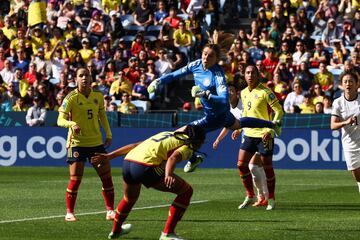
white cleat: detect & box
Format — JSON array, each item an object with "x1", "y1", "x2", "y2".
[
  {"x1": 106, "y1": 210, "x2": 116, "y2": 220},
  {"x1": 159, "y1": 231, "x2": 184, "y2": 240},
  {"x1": 266, "y1": 199, "x2": 276, "y2": 211},
  {"x1": 238, "y1": 196, "x2": 256, "y2": 209},
  {"x1": 65, "y1": 212, "x2": 77, "y2": 222},
  {"x1": 183, "y1": 154, "x2": 205, "y2": 173}
]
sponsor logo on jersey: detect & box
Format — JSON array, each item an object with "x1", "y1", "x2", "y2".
[
  {"x1": 203, "y1": 78, "x2": 210, "y2": 87},
  {"x1": 61, "y1": 101, "x2": 67, "y2": 108},
  {"x1": 269, "y1": 93, "x2": 276, "y2": 101}
]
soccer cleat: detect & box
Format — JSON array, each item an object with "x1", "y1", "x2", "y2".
[
  {"x1": 65, "y1": 212, "x2": 77, "y2": 222},
  {"x1": 148, "y1": 79, "x2": 161, "y2": 94},
  {"x1": 238, "y1": 196, "x2": 256, "y2": 209},
  {"x1": 108, "y1": 223, "x2": 132, "y2": 239},
  {"x1": 106, "y1": 210, "x2": 116, "y2": 220},
  {"x1": 183, "y1": 154, "x2": 205, "y2": 173},
  {"x1": 266, "y1": 198, "x2": 276, "y2": 211},
  {"x1": 159, "y1": 232, "x2": 184, "y2": 240},
  {"x1": 252, "y1": 196, "x2": 268, "y2": 207},
  {"x1": 273, "y1": 120, "x2": 282, "y2": 137}
]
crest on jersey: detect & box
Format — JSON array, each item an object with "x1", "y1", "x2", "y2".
[
  {"x1": 219, "y1": 84, "x2": 226, "y2": 93},
  {"x1": 254, "y1": 94, "x2": 258, "y2": 99},
  {"x1": 61, "y1": 101, "x2": 67, "y2": 109},
  {"x1": 94, "y1": 99, "x2": 98, "y2": 105},
  {"x1": 269, "y1": 93, "x2": 276, "y2": 101},
  {"x1": 203, "y1": 78, "x2": 210, "y2": 87}
]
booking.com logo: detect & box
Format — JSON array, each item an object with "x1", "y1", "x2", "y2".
[{"x1": 0, "y1": 136, "x2": 67, "y2": 166}]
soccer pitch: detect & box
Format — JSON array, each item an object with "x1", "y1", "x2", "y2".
[{"x1": 1, "y1": 167, "x2": 360, "y2": 240}]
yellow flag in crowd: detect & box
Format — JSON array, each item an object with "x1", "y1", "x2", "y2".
[{"x1": 28, "y1": 0, "x2": 47, "y2": 27}]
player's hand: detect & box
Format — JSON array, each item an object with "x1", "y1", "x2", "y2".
[
  {"x1": 91, "y1": 153, "x2": 109, "y2": 167},
  {"x1": 104, "y1": 138, "x2": 112, "y2": 149},
  {"x1": 231, "y1": 129, "x2": 242, "y2": 140},
  {"x1": 213, "y1": 140, "x2": 219, "y2": 149},
  {"x1": 164, "y1": 174, "x2": 176, "y2": 189},
  {"x1": 72, "y1": 124, "x2": 81, "y2": 135},
  {"x1": 345, "y1": 116, "x2": 356, "y2": 126},
  {"x1": 148, "y1": 79, "x2": 161, "y2": 94},
  {"x1": 191, "y1": 86, "x2": 210, "y2": 99}
]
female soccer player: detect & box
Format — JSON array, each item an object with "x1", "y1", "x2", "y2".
[
  {"x1": 91, "y1": 125, "x2": 206, "y2": 240},
  {"x1": 57, "y1": 67, "x2": 115, "y2": 222},
  {"x1": 213, "y1": 84, "x2": 269, "y2": 208},
  {"x1": 331, "y1": 72, "x2": 360, "y2": 193},
  {"x1": 235, "y1": 65, "x2": 284, "y2": 211},
  {"x1": 148, "y1": 43, "x2": 281, "y2": 172}
]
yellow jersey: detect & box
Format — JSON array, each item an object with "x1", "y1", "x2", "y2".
[
  {"x1": 57, "y1": 89, "x2": 112, "y2": 148},
  {"x1": 241, "y1": 83, "x2": 283, "y2": 138},
  {"x1": 125, "y1": 131, "x2": 193, "y2": 166}
]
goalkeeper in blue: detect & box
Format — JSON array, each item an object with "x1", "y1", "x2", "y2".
[{"x1": 148, "y1": 44, "x2": 281, "y2": 172}]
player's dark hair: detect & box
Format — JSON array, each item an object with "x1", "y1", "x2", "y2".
[
  {"x1": 75, "y1": 67, "x2": 90, "y2": 76},
  {"x1": 340, "y1": 71, "x2": 358, "y2": 83},
  {"x1": 174, "y1": 125, "x2": 206, "y2": 148},
  {"x1": 203, "y1": 43, "x2": 221, "y2": 59}
]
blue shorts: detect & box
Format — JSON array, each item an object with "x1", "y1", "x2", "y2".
[
  {"x1": 190, "y1": 110, "x2": 236, "y2": 133},
  {"x1": 67, "y1": 145, "x2": 106, "y2": 163},
  {"x1": 240, "y1": 136, "x2": 274, "y2": 156},
  {"x1": 122, "y1": 160, "x2": 164, "y2": 188}
]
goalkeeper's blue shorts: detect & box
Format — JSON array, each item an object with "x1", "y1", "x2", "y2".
[{"x1": 189, "y1": 110, "x2": 236, "y2": 133}]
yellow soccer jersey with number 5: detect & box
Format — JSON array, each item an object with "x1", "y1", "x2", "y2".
[
  {"x1": 125, "y1": 131, "x2": 194, "y2": 166},
  {"x1": 241, "y1": 83, "x2": 283, "y2": 138},
  {"x1": 58, "y1": 89, "x2": 112, "y2": 148}
]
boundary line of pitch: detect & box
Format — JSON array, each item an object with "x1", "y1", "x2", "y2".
[{"x1": 0, "y1": 200, "x2": 209, "y2": 224}]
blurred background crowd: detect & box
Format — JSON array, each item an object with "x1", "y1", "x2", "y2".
[{"x1": 0, "y1": 0, "x2": 360, "y2": 126}]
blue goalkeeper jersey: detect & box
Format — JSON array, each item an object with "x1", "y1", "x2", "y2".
[{"x1": 159, "y1": 59, "x2": 229, "y2": 116}]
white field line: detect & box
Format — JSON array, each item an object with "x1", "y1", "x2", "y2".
[{"x1": 0, "y1": 200, "x2": 209, "y2": 224}]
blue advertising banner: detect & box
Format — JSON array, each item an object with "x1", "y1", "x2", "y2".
[{"x1": 0, "y1": 127, "x2": 346, "y2": 170}]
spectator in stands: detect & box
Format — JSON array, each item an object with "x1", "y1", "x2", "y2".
[
  {"x1": 159, "y1": 22, "x2": 173, "y2": 48},
  {"x1": 297, "y1": 6, "x2": 314, "y2": 34},
  {"x1": 154, "y1": 0, "x2": 168, "y2": 26},
  {"x1": 12, "y1": 68, "x2": 29, "y2": 97},
  {"x1": 132, "y1": 73, "x2": 149, "y2": 101},
  {"x1": 283, "y1": 81, "x2": 304, "y2": 113},
  {"x1": 299, "y1": 93, "x2": 315, "y2": 114},
  {"x1": 87, "y1": 10, "x2": 105, "y2": 47},
  {"x1": 36, "y1": 83, "x2": 54, "y2": 110},
  {"x1": 341, "y1": 19, "x2": 357, "y2": 46},
  {"x1": 236, "y1": 29, "x2": 251, "y2": 50},
  {"x1": 105, "y1": 10, "x2": 124, "y2": 39},
  {"x1": 256, "y1": 8, "x2": 271, "y2": 30},
  {"x1": 329, "y1": 39, "x2": 348, "y2": 69},
  {"x1": 314, "y1": 61, "x2": 334, "y2": 96},
  {"x1": 137, "y1": 49, "x2": 149, "y2": 70},
  {"x1": 256, "y1": 60, "x2": 272, "y2": 83},
  {"x1": 91, "y1": 48, "x2": 106, "y2": 75},
  {"x1": 14, "y1": 48, "x2": 30, "y2": 73},
  {"x1": 273, "y1": 70, "x2": 289, "y2": 102},
  {"x1": 145, "y1": 59, "x2": 158, "y2": 83},
  {"x1": 24, "y1": 62, "x2": 38, "y2": 86},
  {"x1": 119, "y1": 93, "x2": 138, "y2": 114},
  {"x1": 3, "y1": 82, "x2": 19, "y2": 107},
  {"x1": 0, "y1": 60, "x2": 14, "y2": 85},
  {"x1": 133, "y1": 0, "x2": 154, "y2": 27},
  {"x1": 323, "y1": 95, "x2": 333, "y2": 114},
  {"x1": 109, "y1": 70, "x2": 133, "y2": 99},
  {"x1": 354, "y1": 9, "x2": 360, "y2": 34},
  {"x1": 163, "y1": 6, "x2": 181, "y2": 29},
  {"x1": 292, "y1": 40, "x2": 311, "y2": 71},
  {"x1": 309, "y1": 39, "x2": 330, "y2": 68},
  {"x1": 248, "y1": 37, "x2": 265, "y2": 63},
  {"x1": 12, "y1": 96, "x2": 28, "y2": 112},
  {"x1": 96, "y1": 74, "x2": 110, "y2": 96},
  {"x1": 262, "y1": 48, "x2": 278, "y2": 76},
  {"x1": 131, "y1": 33, "x2": 144, "y2": 56},
  {"x1": 79, "y1": 38, "x2": 94, "y2": 64},
  {"x1": 103, "y1": 59, "x2": 117, "y2": 84},
  {"x1": 293, "y1": 61, "x2": 313, "y2": 92},
  {"x1": 247, "y1": 20, "x2": 260, "y2": 41},
  {"x1": 124, "y1": 56, "x2": 141, "y2": 85},
  {"x1": 50, "y1": 42, "x2": 67, "y2": 83},
  {"x1": 0, "y1": 31, "x2": 10, "y2": 57},
  {"x1": 33, "y1": 48, "x2": 48, "y2": 74},
  {"x1": 173, "y1": 20, "x2": 193, "y2": 59},
  {"x1": 272, "y1": 3, "x2": 288, "y2": 34},
  {"x1": 338, "y1": 0, "x2": 357, "y2": 20},
  {"x1": 10, "y1": 29, "x2": 30, "y2": 52},
  {"x1": 75, "y1": 0, "x2": 95, "y2": 27},
  {"x1": 25, "y1": 96, "x2": 47, "y2": 126},
  {"x1": 311, "y1": 83, "x2": 325, "y2": 105},
  {"x1": 321, "y1": 18, "x2": 343, "y2": 48},
  {"x1": 259, "y1": 28, "x2": 275, "y2": 49},
  {"x1": 314, "y1": 101, "x2": 324, "y2": 114}
]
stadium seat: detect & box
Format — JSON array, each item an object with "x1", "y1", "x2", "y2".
[
  {"x1": 131, "y1": 100, "x2": 151, "y2": 113},
  {"x1": 124, "y1": 25, "x2": 145, "y2": 35},
  {"x1": 120, "y1": 14, "x2": 134, "y2": 27},
  {"x1": 309, "y1": 68, "x2": 319, "y2": 75},
  {"x1": 146, "y1": 25, "x2": 162, "y2": 37},
  {"x1": 120, "y1": 35, "x2": 135, "y2": 48},
  {"x1": 310, "y1": 35, "x2": 322, "y2": 41},
  {"x1": 144, "y1": 35, "x2": 157, "y2": 42}
]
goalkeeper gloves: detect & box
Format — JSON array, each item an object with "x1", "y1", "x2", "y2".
[
  {"x1": 147, "y1": 79, "x2": 161, "y2": 94},
  {"x1": 191, "y1": 86, "x2": 211, "y2": 99}
]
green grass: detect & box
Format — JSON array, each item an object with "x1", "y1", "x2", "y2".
[{"x1": 1, "y1": 167, "x2": 360, "y2": 240}]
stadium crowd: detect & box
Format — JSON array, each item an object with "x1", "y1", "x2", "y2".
[{"x1": 0, "y1": 0, "x2": 360, "y2": 119}]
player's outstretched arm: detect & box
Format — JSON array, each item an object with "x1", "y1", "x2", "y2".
[
  {"x1": 213, "y1": 128, "x2": 229, "y2": 149},
  {"x1": 91, "y1": 142, "x2": 142, "y2": 165}
]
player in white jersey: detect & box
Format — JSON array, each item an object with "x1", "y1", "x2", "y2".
[
  {"x1": 331, "y1": 72, "x2": 360, "y2": 193},
  {"x1": 213, "y1": 84, "x2": 269, "y2": 207}
]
